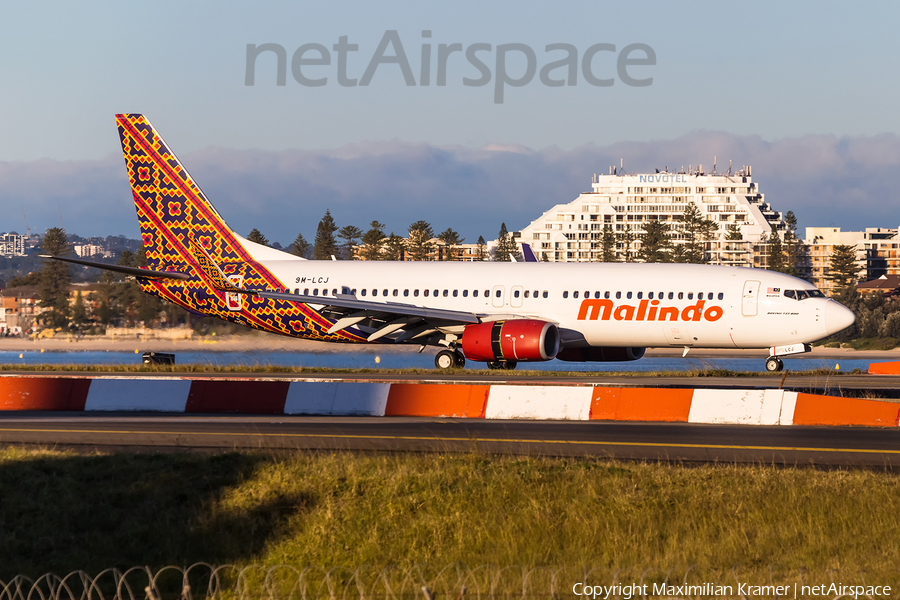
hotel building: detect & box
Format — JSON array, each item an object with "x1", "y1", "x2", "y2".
[{"x1": 516, "y1": 164, "x2": 786, "y2": 266}]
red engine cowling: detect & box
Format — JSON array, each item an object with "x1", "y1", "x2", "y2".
[{"x1": 461, "y1": 320, "x2": 560, "y2": 362}]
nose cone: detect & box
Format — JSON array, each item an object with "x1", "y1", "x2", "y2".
[{"x1": 825, "y1": 300, "x2": 856, "y2": 335}]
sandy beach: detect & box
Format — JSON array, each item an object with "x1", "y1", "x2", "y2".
[{"x1": 0, "y1": 332, "x2": 897, "y2": 361}]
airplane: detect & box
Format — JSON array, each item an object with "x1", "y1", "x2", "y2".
[{"x1": 44, "y1": 114, "x2": 856, "y2": 372}]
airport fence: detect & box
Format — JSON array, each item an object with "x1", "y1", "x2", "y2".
[{"x1": 0, "y1": 564, "x2": 896, "y2": 600}]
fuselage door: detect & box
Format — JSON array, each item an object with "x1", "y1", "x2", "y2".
[
  {"x1": 491, "y1": 285, "x2": 505, "y2": 308},
  {"x1": 510, "y1": 285, "x2": 524, "y2": 308},
  {"x1": 742, "y1": 280, "x2": 760, "y2": 316}
]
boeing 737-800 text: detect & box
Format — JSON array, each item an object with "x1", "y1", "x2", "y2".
[{"x1": 45, "y1": 115, "x2": 856, "y2": 372}]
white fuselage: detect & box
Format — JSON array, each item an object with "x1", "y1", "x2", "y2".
[{"x1": 245, "y1": 239, "x2": 854, "y2": 350}]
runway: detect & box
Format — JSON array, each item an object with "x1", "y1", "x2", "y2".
[{"x1": 1, "y1": 413, "x2": 898, "y2": 467}]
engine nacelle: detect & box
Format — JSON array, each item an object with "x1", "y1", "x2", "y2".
[
  {"x1": 462, "y1": 320, "x2": 560, "y2": 362},
  {"x1": 555, "y1": 346, "x2": 646, "y2": 362}
]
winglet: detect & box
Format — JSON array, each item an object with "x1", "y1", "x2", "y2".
[{"x1": 521, "y1": 243, "x2": 539, "y2": 262}]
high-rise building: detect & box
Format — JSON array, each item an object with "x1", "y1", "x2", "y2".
[
  {"x1": 516, "y1": 164, "x2": 785, "y2": 265},
  {"x1": 804, "y1": 227, "x2": 898, "y2": 295},
  {"x1": 0, "y1": 233, "x2": 26, "y2": 257}
]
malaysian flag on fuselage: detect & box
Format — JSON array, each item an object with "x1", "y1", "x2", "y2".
[{"x1": 767, "y1": 287, "x2": 781, "y2": 294}]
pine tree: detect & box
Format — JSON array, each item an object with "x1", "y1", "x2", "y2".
[
  {"x1": 826, "y1": 244, "x2": 861, "y2": 299},
  {"x1": 725, "y1": 223, "x2": 743, "y2": 240},
  {"x1": 360, "y1": 221, "x2": 386, "y2": 261},
  {"x1": 767, "y1": 225, "x2": 786, "y2": 273},
  {"x1": 38, "y1": 227, "x2": 72, "y2": 329},
  {"x1": 406, "y1": 221, "x2": 435, "y2": 261},
  {"x1": 492, "y1": 223, "x2": 521, "y2": 262},
  {"x1": 475, "y1": 236, "x2": 487, "y2": 261},
  {"x1": 71, "y1": 291, "x2": 87, "y2": 329},
  {"x1": 600, "y1": 224, "x2": 617, "y2": 262},
  {"x1": 676, "y1": 202, "x2": 717, "y2": 264},
  {"x1": 782, "y1": 211, "x2": 805, "y2": 278},
  {"x1": 247, "y1": 228, "x2": 269, "y2": 246},
  {"x1": 383, "y1": 233, "x2": 406, "y2": 261},
  {"x1": 617, "y1": 228, "x2": 636, "y2": 262},
  {"x1": 313, "y1": 210, "x2": 339, "y2": 260},
  {"x1": 337, "y1": 225, "x2": 363, "y2": 259},
  {"x1": 288, "y1": 233, "x2": 310, "y2": 258},
  {"x1": 637, "y1": 220, "x2": 671, "y2": 263},
  {"x1": 437, "y1": 228, "x2": 464, "y2": 260}
]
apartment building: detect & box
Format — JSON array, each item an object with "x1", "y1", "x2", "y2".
[{"x1": 516, "y1": 164, "x2": 784, "y2": 265}]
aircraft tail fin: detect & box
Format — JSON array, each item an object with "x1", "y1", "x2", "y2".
[
  {"x1": 114, "y1": 114, "x2": 359, "y2": 342},
  {"x1": 116, "y1": 114, "x2": 244, "y2": 268}
]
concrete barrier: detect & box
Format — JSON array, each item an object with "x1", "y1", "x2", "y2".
[{"x1": 0, "y1": 374, "x2": 896, "y2": 427}]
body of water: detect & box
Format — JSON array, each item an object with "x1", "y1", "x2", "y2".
[{"x1": 0, "y1": 350, "x2": 873, "y2": 373}]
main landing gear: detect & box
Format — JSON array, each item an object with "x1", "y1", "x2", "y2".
[
  {"x1": 435, "y1": 349, "x2": 466, "y2": 369},
  {"x1": 765, "y1": 356, "x2": 784, "y2": 372}
]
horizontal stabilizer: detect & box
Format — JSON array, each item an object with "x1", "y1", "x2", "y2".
[
  {"x1": 188, "y1": 234, "x2": 247, "y2": 292},
  {"x1": 40, "y1": 255, "x2": 191, "y2": 280}
]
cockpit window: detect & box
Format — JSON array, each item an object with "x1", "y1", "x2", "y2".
[{"x1": 784, "y1": 289, "x2": 825, "y2": 301}]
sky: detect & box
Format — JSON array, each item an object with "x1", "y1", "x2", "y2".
[{"x1": 1, "y1": 1, "x2": 899, "y2": 244}]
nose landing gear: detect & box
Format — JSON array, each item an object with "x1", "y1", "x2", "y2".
[{"x1": 765, "y1": 356, "x2": 784, "y2": 372}]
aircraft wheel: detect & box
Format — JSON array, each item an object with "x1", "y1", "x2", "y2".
[
  {"x1": 487, "y1": 361, "x2": 502, "y2": 370},
  {"x1": 435, "y1": 350, "x2": 457, "y2": 369},
  {"x1": 453, "y1": 351, "x2": 466, "y2": 368},
  {"x1": 765, "y1": 357, "x2": 784, "y2": 372},
  {"x1": 503, "y1": 361, "x2": 518, "y2": 370}
]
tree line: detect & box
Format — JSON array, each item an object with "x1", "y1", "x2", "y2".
[{"x1": 246, "y1": 210, "x2": 522, "y2": 262}]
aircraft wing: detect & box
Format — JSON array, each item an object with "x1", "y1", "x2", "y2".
[{"x1": 255, "y1": 290, "x2": 481, "y2": 342}]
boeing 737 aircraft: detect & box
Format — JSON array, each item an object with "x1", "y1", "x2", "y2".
[{"x1": 46, "y1": 114, "x2": 856, "y2": 372}]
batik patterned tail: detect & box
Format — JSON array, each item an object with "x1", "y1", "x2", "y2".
[{"x1": 115, "y1": 114, "x2": 361, "y2": 342}]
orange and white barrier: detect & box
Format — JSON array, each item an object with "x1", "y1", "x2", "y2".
[{"x1": 0, "y1": 375, "x2": 897, "y2": 427}]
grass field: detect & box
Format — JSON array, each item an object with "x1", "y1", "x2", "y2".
[{"x1": 1, "y1": 447, "x2": 898, "y2": 587}]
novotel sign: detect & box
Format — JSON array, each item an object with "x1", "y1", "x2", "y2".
[{"x1": 636, "y1": 174, "x2": 688, "y2": 183}]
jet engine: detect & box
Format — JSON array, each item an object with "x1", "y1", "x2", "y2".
[
  {"x1": 555, "y1": 346, "x2": 646, "y2": 362},
  {"x1": 461, "y1": 319, "x2": 560, "y2": 362}
]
